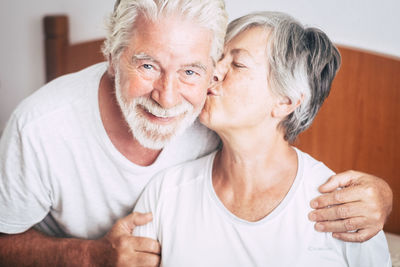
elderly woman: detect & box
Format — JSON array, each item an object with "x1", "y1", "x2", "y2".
[{"x1": 134, "y1": 12, "x2": 391, "y2": 266}]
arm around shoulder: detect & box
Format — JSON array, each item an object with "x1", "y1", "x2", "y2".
[{"x1": 309, "y1": 170, "x2": 393, "y2": 242}]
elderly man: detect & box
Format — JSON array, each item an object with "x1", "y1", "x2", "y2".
[{"x1": 0, "y1": 0, "x2": 393, "y2": 266}]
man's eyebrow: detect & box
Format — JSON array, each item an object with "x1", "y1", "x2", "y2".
[
  {"x1": 132, "y1": 53, "x2": 208, "y2": 72},
  {"x1": 132, "y1": 53, "x2": 159, "y2": 64},
  {"x1": 182, "y1": 62, "x2": 208, "y2": 72}
]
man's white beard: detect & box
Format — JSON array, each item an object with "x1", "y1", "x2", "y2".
[{"x1": 114, "y1": 68, "x2": 202, "y2": 150}]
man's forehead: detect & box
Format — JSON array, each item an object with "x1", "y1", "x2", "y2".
[{"x1": 126, "y1": 15, "x2": 214, "y2": 70}]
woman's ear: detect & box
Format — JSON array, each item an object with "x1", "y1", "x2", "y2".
[{"x1": 272, "y1": 94, "x2": 304, "y2": 119}]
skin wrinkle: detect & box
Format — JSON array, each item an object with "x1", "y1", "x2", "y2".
[
  {"x1": 200, "y1": 27, "x2": 299, "y2": 222},
  {"x1": 112, "y1": 14, "x2": 214, "y2": 150}
]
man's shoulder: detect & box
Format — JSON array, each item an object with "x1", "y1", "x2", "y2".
[{"x1": 12, "y1": 63, "x2": 107, "y2": 132}]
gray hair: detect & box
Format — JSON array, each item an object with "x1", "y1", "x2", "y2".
[
  {"x1": 102, "y1": 0, "x2": 228, "y2": 65},
  {"x1": 226, "y1": 11, "x2": 341, "y2": 143}
]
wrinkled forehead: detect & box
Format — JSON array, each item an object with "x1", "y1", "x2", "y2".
[
  {"x1": 123, "y1": 15, "x2": 214, "y2": 69},
  {"x1": 224, "y1": 27, "x2": 271, "y2": 58}
]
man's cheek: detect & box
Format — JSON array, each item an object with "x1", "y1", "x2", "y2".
[{"x1": 125, "y1": 79, "x2": 153, "y2": 99}]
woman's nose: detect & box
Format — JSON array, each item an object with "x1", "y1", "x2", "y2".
[{"x1": 212, "y1": 60, "x2": 227, "y2": 84}]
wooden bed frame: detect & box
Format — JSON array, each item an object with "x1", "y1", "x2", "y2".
[{"x1": 43, "y1": 15, "x2": 400, "y2": 234}]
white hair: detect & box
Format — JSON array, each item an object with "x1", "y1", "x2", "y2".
[{"x1": 103, "y1": 0, "x2": 228, "y2": 64}]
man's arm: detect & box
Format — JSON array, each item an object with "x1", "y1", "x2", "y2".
[
  {"x1": 0, "y1": 212, "x2": 160, "y2": 267},
  {"x1": 308, "y1": 170, "x2": 393, "y2": 242},
  {"x1": 0, "y1": 229, "x2": 98, "y2": 266}
]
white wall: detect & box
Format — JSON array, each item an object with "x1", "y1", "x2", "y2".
[
  {"x1": 0, "y1": 0, "x2": 113, "y2": 134},
  {"x1": 1, "y1": 0, "x2": 399, "y2": 134},
  {"x1": 225, "y1": 0, "x2": 400, "y2": 57}
]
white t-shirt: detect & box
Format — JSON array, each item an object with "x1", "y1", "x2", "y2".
[
  {"x1": 0, "y1": 62, "x2": 220, "y2": 239},
  {"x1": 134, "y1": 149, "x2": 391, "y2": 267}
]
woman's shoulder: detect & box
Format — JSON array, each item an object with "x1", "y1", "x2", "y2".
[
  {"x1": 143, "y1": 151, "x2": 217, "y2": 199},
  {"x1": 294, "y1": 147, "x2": 335, "y2": 197},
  {"x1": 296, "y1": 147, "x2": 335, "y2": 178}
]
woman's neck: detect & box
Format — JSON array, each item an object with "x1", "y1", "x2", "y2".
[{"x1": 212, "y1": 126, "x2": 298, "y2": 221}]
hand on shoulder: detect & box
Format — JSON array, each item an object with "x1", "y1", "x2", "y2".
[{"x1": 308, "y1": 170, "x2": 392, "y2": 242}]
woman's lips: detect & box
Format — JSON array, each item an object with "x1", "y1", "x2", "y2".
[{"x1": 207, "y1": 87, "x2": 220, "y2": 96}]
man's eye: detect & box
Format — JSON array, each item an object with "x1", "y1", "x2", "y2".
[
  {"x1": 143, "y1": 64, "x2": 153, "y2": 70},
  {"x1": 185, "y1": 70, "x2": 195, "y2": 75}
]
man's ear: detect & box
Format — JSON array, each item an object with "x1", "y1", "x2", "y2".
[
  {"x1": 272, "y1": 94, "x2": 304, "y2": 119},
  {"x1": 108, "y1": 54, "x2": 116, "y2": 76}
]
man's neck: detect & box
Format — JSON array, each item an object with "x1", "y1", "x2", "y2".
[{"x1": 98, "y1": 72, "x2": 161, "y2": 166}]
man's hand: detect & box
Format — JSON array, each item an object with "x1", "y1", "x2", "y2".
[
  {"x1": 91, "y1": 212, "x2": 161, "y2": 267},
  {"x1": 0, "y1": 212, "x2": 160, "y2": 267},
  {"x1": 308, "y1": 170, "x2": 393, "y2": 242}
]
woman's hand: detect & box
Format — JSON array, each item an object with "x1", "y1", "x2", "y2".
[{"x1": 308, "y1": 170, "x2": 393, "y2": 242}]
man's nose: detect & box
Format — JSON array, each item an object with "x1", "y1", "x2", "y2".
[{"x1": 151, "y1": 74, "x2": 180, "y2": 109}]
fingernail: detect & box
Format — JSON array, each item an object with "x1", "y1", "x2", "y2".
[
  {"x1": 310, "y1": 200, "x2": 318, "y2": 209},
  {"x1": 315, "y1": 223, "x2": 324, "y2": 232},
  {"x1": 308, "y1": 213, "x2": 317, "y2": 221}
]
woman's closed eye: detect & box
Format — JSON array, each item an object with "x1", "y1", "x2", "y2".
[{"x1": 232, "y1": 61, "x2": 247, "y2": 69}]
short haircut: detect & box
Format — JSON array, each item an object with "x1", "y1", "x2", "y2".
[
  {"x1": 226, "y1": 11, "x2": 341, "y2": 142},
  {"x1": 102, "y1": 0, "x2": 228, "y2": 65}
]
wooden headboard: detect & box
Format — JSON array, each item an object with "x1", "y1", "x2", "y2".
[
  {"x1": 44, "y1": 15, "x2": 105, "y2": 82},
  {"x1": 43, "y1": 15, "x2": 400, "y2": 234}
]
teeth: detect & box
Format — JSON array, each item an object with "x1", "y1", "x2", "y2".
[
  {"x1": 140, "y1": 105, "x2": 180, "y2": 118},
  {"x1": 153, "y1": 114, "x2": 170, "y2": 118}
]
